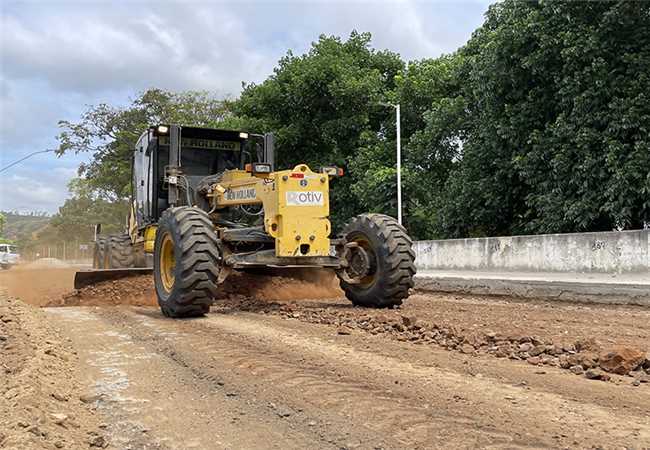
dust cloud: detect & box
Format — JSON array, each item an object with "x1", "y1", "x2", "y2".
[
  {"x1": 0, "y1": 265, "x2": 77, "y2": 307},
  {"x1": 8, "y1": 265, "x2": 344, "y2": 308},
  {"x1": 218, "y1": 269, "x2": 343, "y2": 301}
]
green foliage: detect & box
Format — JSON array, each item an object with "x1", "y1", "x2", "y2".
[
  {"x1": 395, "y1": 56, "x2": 467, "y2": 237},
  {"x1": 50, "y1": 89, "x2": 241, "y2": 246},
  {"x1": 57, "y1": 89, "x2": 237, "y2": 201},
  {"x1": 0, "y1": 212, "x2": 5, "y2": 237},
  {"x1": 54, "y1": 4, "x2": 649, "y2": 240},
  {"x1": 48, "y1": 178, "x2": 129, "y2": 242},
  {"x1": 234, "y1": 33, "x2": 470, "y2": 238},
  {"x1": 427, "y1": 0, "x2": 650, "y2": 236},
  {"x1": 235, "y1": 32, "x2": 404, "y2": 230},
  {"x1": 0, "y1": 211, "x2": 50, "y2": 242}
]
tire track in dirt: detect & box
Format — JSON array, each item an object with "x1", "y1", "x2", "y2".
[
  {"x1": 46, "y1": 307, "x2": 328, "y2": 450},
  {"x1": 88, "y1": 306, "x2": 649, "y2": 449}
]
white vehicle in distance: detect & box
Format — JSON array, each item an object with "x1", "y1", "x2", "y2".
[{"x1": 0, "y1": 244, "x2": 20, "y2": 270}]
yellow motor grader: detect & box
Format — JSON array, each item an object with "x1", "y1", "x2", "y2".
[{"x1": 76, "y1": 125, "x2": 415, "y2": 317}]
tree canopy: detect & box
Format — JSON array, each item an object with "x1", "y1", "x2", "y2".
[
  {"x1": 425, "y1": 0, "x2": 650, "y2": 237},
  {"x1": 57, "y1": 89, "x2": 240, "y2": 201},
  {"x1": 235, "y1": 31, "x2": 405, "y2": 229}
]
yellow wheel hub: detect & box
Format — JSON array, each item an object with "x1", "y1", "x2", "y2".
[{"x1": 160, "y1": 233, "x2": 176, "y2": 292}]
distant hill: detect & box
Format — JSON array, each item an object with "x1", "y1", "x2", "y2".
[{"x1": 1, "y1": 211, "x2": 51, "y2": 241}]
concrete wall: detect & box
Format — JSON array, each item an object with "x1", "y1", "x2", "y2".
[{"x1": 414, "y1": 230, "x2": 649, "y2": 273}]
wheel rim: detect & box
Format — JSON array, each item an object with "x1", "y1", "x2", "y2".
[
  {"x1": 159, "y1": 233, "x2": 176, "y2": 293},
  {"x1": 344, "y1": 235, "x2": 378, "y2": 288}
]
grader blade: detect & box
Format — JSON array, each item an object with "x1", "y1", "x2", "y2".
[{"x1": 74, "y1": 268, "x2": 152, "y2": 290}]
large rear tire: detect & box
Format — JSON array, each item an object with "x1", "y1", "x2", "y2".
[
  {"x1": 337, "y1": 213, "x2": 416, "y2": 308},
  {"x1": 93, "y1": 237, "x2": 107, "y2": 269},
  {"x1": 104, "y1": 234, "x2": 136, "y2": 269},
  {"x1": 153, "y1": 207, "x2": 221, "y2": 318}
]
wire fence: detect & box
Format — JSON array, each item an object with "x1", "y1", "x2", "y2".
[{"x1": 18, "y1": 241, "x2": 94, "y2": 264}]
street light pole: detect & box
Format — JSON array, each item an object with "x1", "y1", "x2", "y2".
[{"x1": 395, "y1": 104, "x2": 402, "y2": 225}]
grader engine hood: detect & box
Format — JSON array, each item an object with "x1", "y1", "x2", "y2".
[{"x1": 212, "y1": 164, "x2": 332, "y2": 257}]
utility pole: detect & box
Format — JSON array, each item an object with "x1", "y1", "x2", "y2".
[{"x1": 395, "y1": 104, "x2": 402, "y2": 225}]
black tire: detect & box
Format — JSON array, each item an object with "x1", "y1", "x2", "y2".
[
  {"x1": 134, "y1": 244, "x2": 148, "y2": 268},
  {"x1": 104, "y1": 234, "x2": 135, "y2": 269},
  {"x1": 93, "y1": 237, "x2": 107, "y2": 269},
  {"x1": 153, "y1": 207, "x2": 221, "y2": 318},
  {"x1": 337, "y1": 213, "x2": 416, "y2": 308}
]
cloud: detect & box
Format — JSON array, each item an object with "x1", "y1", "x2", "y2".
[
  {"x1": 0, "y1": 171, "x2": 70, "y2": 213},
  {"x1": 1, "y1": 1, "x2": 486, "y2": 97},
  {"x1": 1, "y1": 3, "x2": 275, "y2": 96},
  {"x1": 0, "y1": 0, "x2": 489, "y2": 213}
]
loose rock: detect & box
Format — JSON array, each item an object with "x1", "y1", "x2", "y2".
[
  {"x1": 460, "y1": 344, "x2": 474, "y2": 354},
  {"x1": 584, "y1": 368, "x2": 610, "y2": 381},
  {"x1": 575, "y1": 337, "x2": 601, "y2": 353},
  {"x1": 401, "y1": 314, "x2": 418, "y2": 328},
  {"x1": 569, "y1": 365, "x2": 584, "y2": 375},
  {"x1": 598, "y1": 346, "x2": 646, "y2": 375}
]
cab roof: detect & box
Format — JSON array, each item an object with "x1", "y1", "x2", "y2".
[{"x1": 150, "y1": 125, "x2": 248, "y2": 141}]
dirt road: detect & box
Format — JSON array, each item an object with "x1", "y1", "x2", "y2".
[
  {"x1": 0, "y1": 266, "x2": 77, "y2": 306},
  {"x1": 2, "y1": 270, "x2": 650, "y2": 449}
]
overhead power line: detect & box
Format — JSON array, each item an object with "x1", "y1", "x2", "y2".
[{"x1": 0, "y1": 149, "x2": 57, "y2": 173}]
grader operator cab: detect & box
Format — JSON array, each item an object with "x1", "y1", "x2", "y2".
[{"x1": 76, "y1": 124, "x2": 416, "y2": 318}]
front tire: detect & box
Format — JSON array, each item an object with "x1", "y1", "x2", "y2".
[
  {"x1": 154, "y1": 207, "x2": 221, "y2": 318},
  {"x1": 337, "y1": 214, "x2": 416, "y2": 308}
]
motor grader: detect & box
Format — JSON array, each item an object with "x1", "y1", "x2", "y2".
[{"x1": 77, "y1": 124, "x2": 415, "y2": 318}]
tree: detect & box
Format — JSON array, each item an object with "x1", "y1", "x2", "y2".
[
  {"x1": 234, "y1": 31, "x2": 404, "y2": 230},
  {"x1": 423, "y1": 0, "x2": 650, "y2": 237},
  {"x1": 0, "y1": 212, "x2": 5, "y2": 237},
  {"x1": 55, "y1": 5, "x2": 650, "y2": 241},
  {"x1": 57, "y1": 89, "x2": 240, "y2": 201},
  {"x1": 48, "y1": 178, "x2": 128, "y2": 242}
]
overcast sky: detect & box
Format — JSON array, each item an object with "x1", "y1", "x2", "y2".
[{"x1": 0, "y1": 0, "x2": 489, "y2": 214}]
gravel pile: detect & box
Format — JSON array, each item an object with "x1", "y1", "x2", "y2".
[{"x1": 214, "y1": 296, "x2": 650, "y2": 384}]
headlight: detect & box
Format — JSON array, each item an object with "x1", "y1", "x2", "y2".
[
  {"x1": 252, "y1": 163, "x2": 271, "y2": 173},
  {"x1": 245, "y1": 163, "x2": 272, "y2": 174},
  {"x1": 320, "y1": 166, "x2": 344, "y2": 177},
  {"x1": 157, "y1": 125, "x2": 169, "y2": 134},
  {"x1": 239, "y1": 132, "x2": 249, "y2": 139}
]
